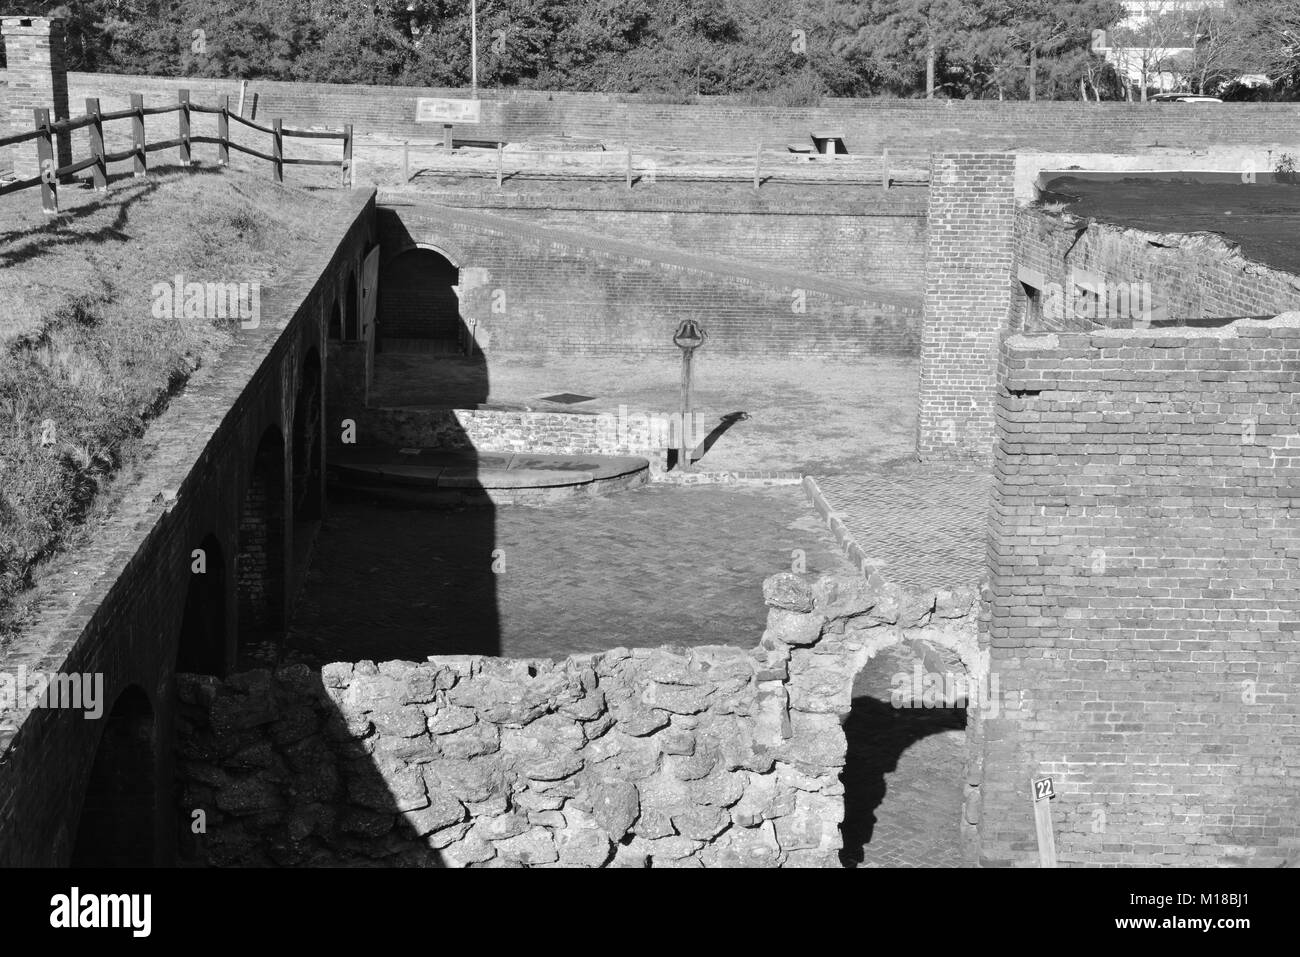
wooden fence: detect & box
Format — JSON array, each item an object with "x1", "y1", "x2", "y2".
[
  {"x1": 375, "y1": 141, "x2": 931, "y2": 190},
  {"x1": 0, "y1": 90, "x2": 353, "y2": 214}
]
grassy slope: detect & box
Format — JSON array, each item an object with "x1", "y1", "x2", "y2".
[{"x1": 0, "y1": 167, "x2": 340, "y2": 642}]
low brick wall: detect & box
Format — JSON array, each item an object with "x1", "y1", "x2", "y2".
[{"x1": 174, "y1": 572, "x2": 980, "y2": 867}]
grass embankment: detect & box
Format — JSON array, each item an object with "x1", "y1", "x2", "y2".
[{"x1": 0, "y1": 167, "x2": 337, "y2": 644}]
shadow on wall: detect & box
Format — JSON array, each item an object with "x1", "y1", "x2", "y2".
[
  {"x1": 374, "y1": 211, "x2": 465, "y2": 354},
  {"x1": 173, "y1": 667, "x2": 447, "y2": 867}
]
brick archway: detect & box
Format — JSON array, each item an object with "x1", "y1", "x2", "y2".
[{"x1": 236, "y1": 426, "x2": 286, "y2": 661}]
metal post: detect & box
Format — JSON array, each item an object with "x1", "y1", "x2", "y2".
[
  {"x1": 131, "y1": 93, "x2": 146, "y2": 177},
  {"x1": 34, "y1": 108, "x2": 57, "y2": 214},
  {"x1": 218, "y1": 95, "x2": 230, "y2": 166},
  {"x1": 471, "y1": 0, "x2": 479, "y2": 97},
  {"x1": 86, "y1": 97, "x2": 107, "y2": 190},
  {"x1": 273, "y1": 118, "x2": 283, "y2": 183},
  {"x1": 680, "y1": 348, "x2": 693, "y2": 465},
  {"x1": 178, "y1": 89, "x2": 191, "y2": 166}
]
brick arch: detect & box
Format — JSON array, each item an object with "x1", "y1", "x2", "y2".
[
  {"x1": 344, "y1": 271, "x2": 360, "y2": 341},
  {"x1": 383, "y1": 238, "x2": 470, "y2": 270},
  {"x1": 292, "y1": 348, "x2": 323, "y2": 523},
  {"x1": 377, "y1": 245, "x2": 463, "y2": 348},
  {"x1": 70, "y1": 685, "x2": 156, "y2": 867}
]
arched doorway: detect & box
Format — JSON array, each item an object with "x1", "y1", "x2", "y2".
[
  {"x1": 840, "y1": 636, "x2": 976, "y2": 867},
  {"x1": 327, "y1": 298, "x2": 341, "y2": 340},
  {"x1": 70, "y1": 685, "x2": 156, "y2": 867},
  {"x1": 377, "y1": 247, "x2": 461, "y2": 353},
  {"x1": 177, "y1": 533, "x2": 228, "y2": 676},
  {"x1": 237, "y1": 426, "x2": 285, "y2": 665}
]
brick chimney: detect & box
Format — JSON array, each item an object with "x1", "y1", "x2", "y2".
[{"x1": 2, "y1": 15, "x2": 73, "y2": 181}]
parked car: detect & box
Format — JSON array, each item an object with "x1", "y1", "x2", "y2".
[{"x1": 1150, "y1": 93, "x2": 1224, "y2": 103}]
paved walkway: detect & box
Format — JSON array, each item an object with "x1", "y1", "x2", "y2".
[
  {"x1": 813, "y1": 459, "x2": 994, "y2": 590},
  {"x1": 286, "y1": 484, "x2": 854, "y2": 664}
]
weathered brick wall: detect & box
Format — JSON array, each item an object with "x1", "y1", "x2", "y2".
[
  {"x1": 379, "y1": 206, "x2": 921, "y2": 359},
  {"x1": 1, "y1": 16, "x2": 72, "y2": 178},
  {"x1": 40, "y1": 71, "x2": 1300, "y2": 151},
  {"x1": 174, "y1": 571, "x2": 980, "y2": 867},
  {"x1": 916, "y1": 153, "x2": 1017, "y2": 462},
  {"x1": 418, "y1": 191, "x2": 928, "y2": 294},
  {"x1": 1013, "y1": 206, "x2": 1300, "y2": 333},
  {"x1": 980, "y1": 318, "x2": 1300, "y2": 867}
]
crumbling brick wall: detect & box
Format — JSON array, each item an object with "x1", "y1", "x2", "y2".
[
  {"x1": 979, "y1": 318, "x2": 1300, "y2": 866},
  {"x1": 175, "y1": 572, "x2": 979, "y2": 867}
]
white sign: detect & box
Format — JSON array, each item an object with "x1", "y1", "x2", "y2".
[{"x1": 416, "y1": 98, "x2": 482, "y2": 124}]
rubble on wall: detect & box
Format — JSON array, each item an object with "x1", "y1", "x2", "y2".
[{"x1": 175, "y1": 572, "x2": 978, "y2": 868}]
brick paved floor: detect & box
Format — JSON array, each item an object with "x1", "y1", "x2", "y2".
[
  {"x1": 841, "y1": 646, "x2": 970, "y2": 868},
  {"x1": 814, "y1": 458, "x2": 994, "y2": 590},
  {"x1": 286, "y1": 484, "x2": 854, "y2": 664}
]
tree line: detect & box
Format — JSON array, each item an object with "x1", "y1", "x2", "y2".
[{"x1": 2, "y1": 0, "x2": 1297, "y2": 101}]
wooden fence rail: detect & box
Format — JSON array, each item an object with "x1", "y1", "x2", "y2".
[{"x1": 0, "y1": 89, "x2": 353, "y2": 214}]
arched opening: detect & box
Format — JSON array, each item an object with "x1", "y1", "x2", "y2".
[
  {"x1": 327, "y1": 298, "x2": 341, "y2": 340},
  {"x1": 840, "y1": 638, "x2": 974, "y2": 868},
  {"x1": 377, "y1": 247, "x2": 462, "y2": 353},
  {"x1": 292, "y1": 348, "x2": 323, "y2": 524},
  {"x1": 177, "y1": 533, "x2": 228, "y2": 676},
  {"x1": 345, "y1": 271, "x2": 360, "y2": 341},
  {"x1": 70, "y1": 685, "x2": 156, "y2": 867},
  {"x1": 237, "y1": 426, "x2": 286, "y2": 665}
]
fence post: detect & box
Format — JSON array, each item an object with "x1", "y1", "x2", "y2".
[
  {"x1": 496, "y1": 142, "x2": 503, "y2": 188},
  {"x1": 272, "y1": 118, "x2": 283, "y2": 183},
  {"x1": 131, "y1": 93, "x2": 146, "y2": 177},
  {"x1": 881, "y1": 148, "x2": 890, "y2": 189},
  {"x1": 402, "y1": 141, "x2": 409, "y2": 183},
  {"x1": 178, "y1": 89, "x2": 191, "y2": 166},
  {"x1": 626, "y1": 145, "x2": 633, "y2": 188},
  {"x1": 754, "y1": 143, "x2": 761, "y2": 189},
  {"x1": 342, "y1": 123, "x2": 353, "y2": 188},
  {"x1": 218, "y1": 95, "x2": 230, "y2": 166},
  {"x1": 34, "y1": 108, "x2": 57, "y2": 214},
  {"x1": 86, "y1": 97, "x2": 107, "y2": 191}
]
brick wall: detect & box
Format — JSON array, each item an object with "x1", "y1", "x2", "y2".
[
  {"x1": 37, "y1": 71, "x2": 1300, "y2": 151},
  {"x1": 1, "y1": 17, "x2": 72, "y2": 178},
  {"x1": 916, "y1": 153, "x2": 1017, "y2": 462},
  {"x1": 1014, "y1": 206, "x2": 1300, "y2": 333},
  {"x1": 379, "y1": 205, "x2": 921, "y2": 359},
  {"x1": 980, "y1": 319, "x2": 1300, "y2": 867},
  {"x1": 426, "y1": 196, "x2": 928, "y2": 295}
]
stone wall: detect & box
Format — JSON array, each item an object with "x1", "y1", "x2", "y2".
[
  {"x1": 979, "y1": 318, "x2": 1300, "y2": 867},
  {"x1": 1013, "y1": 206, "x2": 1300, "y2": 333},
  {"x1": 41, "y1": 71, "x2": 1300, "y2": 152},
  {"x1": 915, "y1": 152, "x2": 1017, "y2": 463},
  {"x1": 174, "y1": 572, "x2": 980, "y2": 867}
]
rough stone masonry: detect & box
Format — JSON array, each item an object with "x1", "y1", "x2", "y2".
[{"x1": 174, "y1": 572, "x2": 979, "y2": 867}]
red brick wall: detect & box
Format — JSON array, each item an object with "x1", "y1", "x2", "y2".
[
  {"x1": 916, "y1": 153, "x2": 1017, "y2": 463},
  {"x1": 380, "y1": 206, "x2": 921, "y2": 359},
  {"x1": 44, "y1": 71, "x2": 1300, "y2": 152},
  {"x1": 980, "y1": 322, "x2": 1300, "y2": 867}
]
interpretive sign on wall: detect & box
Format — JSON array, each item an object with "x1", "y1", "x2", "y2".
[{"x1": 416, "y1": 98, "x2": 482, "y2": 124}]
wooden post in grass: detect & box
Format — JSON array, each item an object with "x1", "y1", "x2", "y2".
[
  {"x1": 218, "y1": 96, "x2": 230, "y2": 166},
  {"x1": 402, "y1": 141, "x2": 409, "y2": 183},
  {"x1": 34, "y1": 108, "x2": 57, "y2": 214},
  {"x1": 882, "y1": 148, "x2": 890, "y2": 189},
  {"x1": 496, "y1": 142, "x2": 503, "y2": 188},
  {"x1": 86, "y1": 98, "x2": 107, "y2": 191},
  {"x1": 131, "y1": 93, "x2": 146, "y2": 177},
  {"x1": 626, "y1": 145, "x2": 633, "y2": 188},
  {"x1": 178, "y1": 89, "x2": 191, "y2": 167},
  {"x1": 342, "y1": 123, "x2": 353, "y2": 187},
  {"x1": 272, "y1": 118, "x2": 283, "y2": 183},
  {"x1": 754, "y1": 143, "x2": 761, "y2": 189}
]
